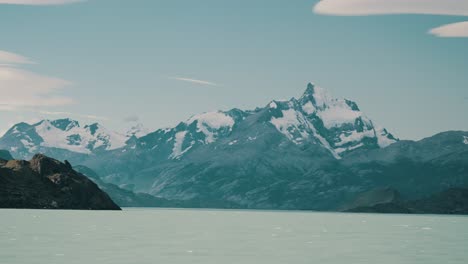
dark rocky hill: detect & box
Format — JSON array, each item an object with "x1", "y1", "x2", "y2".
[{"x1": 0, "y1": 154, "x2": 120, "y2": 210}]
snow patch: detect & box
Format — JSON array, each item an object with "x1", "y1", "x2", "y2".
[
  {"x1": 269, "y1": 102, "x2": 277, "y2": 109},
  {"x1": 375, "y1": 127, "x2": 397, "y2": 148},
  {"x1": 270, "y1": 109, "x2": 309, "y2": 144},
  {"x1": 170, "y1": 131, "x2": 188, "y2": 159},
  {"x1": 311, "y1": 86, "x2": 332, "y2": 108},
  {"x1": 187, "y1": 111, "x2": 235, "y2": 143},
  {"x1": 126, "y1": 123, "x2": 149, "y2": 138},
  {"x1": 270, "y1": 109, "x2": 341, "y2": 159},
  {"x1": 20, "y1": 139, "x2": 34, "y2": 149},
  {"x1": 317, "y1": 104, "x2": 362, "y2": 129},
  {"x1": 464, "y1": 136, "x2": 468, "y2": 145},
  {"x1": 336, "y1": 130, "x2": 375, "y2": 147},
  {"x1": 335, "y1": 143, "x2": 364, "y2": 154},
  {"x1": 34, "y1": 120, "x2": 127, "y2": 154},
  {"x1": 302, "y1": 101, "x2": 315, "y2": 114}
]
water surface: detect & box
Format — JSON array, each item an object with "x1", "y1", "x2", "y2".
[{"x1": 1, "y1": 208, "x2": 467, "y2": 264}]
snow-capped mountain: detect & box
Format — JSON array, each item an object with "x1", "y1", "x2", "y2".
[
  {"x1": 127, "y1": 83, "x2": 396, "y2": 161},
  {"x1": 126, "y1": 123, "x2": 150, "y2": 138},
  {"x1": 1, "y1": 82, "x2": 466, "y2": 211},
  {"x1": 268, "y1": 83, "x2": 396, "y2": 158},
  {"x1": 0, "y1": 83, "x2": 396, "y2": 161},
  {"x1": 134, "y1": 108, "x2": 248, "y2": 159},
  {"x1": 0, "y1": 118, "x2": 135, "y2": 159}
]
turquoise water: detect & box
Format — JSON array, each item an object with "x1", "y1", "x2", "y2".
[{"x1": 1, "y1": 208, "x2": 467, "y2": 264}]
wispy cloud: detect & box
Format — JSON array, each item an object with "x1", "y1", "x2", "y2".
[
  {"x1": 429, "y1": 21, "x2": 468, "y2": 37},
  {"x1": 0, "y1": 0, "x2": 85, "y2": 5},
  {"x1": 0, "y1": 50, "x2": 74, "y2": 111},
  {"x1": 313, "y1": 0, "x2": 468, "y2": 37},
  {"x1": 0, "y1": 50, "x2": 35, "y2": 64},
  {"x1": 169, "y1": 76, "x2": 218, "y2": 86}
]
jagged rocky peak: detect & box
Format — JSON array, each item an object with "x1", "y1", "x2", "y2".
[
  {"x1": 84, "y1": 123, "x2": 100, "y2": 136},
  {"x1": 0, "y1": 82, "x2": 397, "y2": 161},
  {"x1": 50, "y1": 118, "x2": 80, "y2": 131},
  {"x1": 267, "y1": 83, "x2": 398, "y2": 158}
]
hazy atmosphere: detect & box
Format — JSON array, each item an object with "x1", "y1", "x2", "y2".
[
  {"x1": 2, "y1": 1, "x2": 468, "y2": 264},
  {"x1": 1, "y1": 0, "x2": 467, "y2": 139}
]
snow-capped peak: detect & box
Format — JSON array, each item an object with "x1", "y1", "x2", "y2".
[
  {"x1": 186, "y1": 111, "x2": 235, "y2": 143},
  {"x1": 269, "y1": 83, "x2": 397, "y2": 157},
  {"x1": 1, "y1": 118, "x2": 128, "y2": 156},
  {"x1": 300, "y1": 84, "x2": 363, "y2": 129}
]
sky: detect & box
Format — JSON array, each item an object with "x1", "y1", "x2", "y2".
[{"x1": 0, "y1": 0, "x2": 467, "y2": 140}]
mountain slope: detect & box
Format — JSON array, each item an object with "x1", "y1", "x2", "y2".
[
  {"x1": 73, "y1": 165, "x2": 187, "y2": 208},
  {"x1": 57, "y1": 83, "x2": 400, "y2": 210},
  {"x1": 346, "y1": 188, "x2": 468, "y2": 215},
  {"x1": 0, "y1": 150, "x2": 13, "y2": 160}
]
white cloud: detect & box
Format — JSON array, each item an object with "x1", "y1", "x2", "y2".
[
  {"x1": 313, "y1": 0, "x2": 468, "y2": 37},
  {"x1": 0, "y1": 0, "x2": 84, "y2": 5},
  {"x1": 0, "y1": 50, "x2": 35, "y2": 64},
  {"x1": 429, "y1": 21, "x2": 468, "y2": 37},
  {"x1": 169, "y1": 76, "x2": 218, "y2": 86},
  {"x1": 314, "y1": 0, "x2": 468, "y2": 16},
  {"x1": 0, "y1": 50, "x2": 74, "y2": 110}
]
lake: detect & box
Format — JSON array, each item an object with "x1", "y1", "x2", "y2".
[{"x1": 1, "y1": 208, "x2": 467, "y2": 264}]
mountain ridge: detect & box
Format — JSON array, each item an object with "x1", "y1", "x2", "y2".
[
  {"x1": 0, "y1": 83, "x2": 397, "y2": 162},
  {"x1": 1, "y1": 83, "x2": 466, "y2": 211}
]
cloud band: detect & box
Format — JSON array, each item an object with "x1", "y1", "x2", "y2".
[{"x1": 313, "y1": 0, "x2": 468, "y2": 37}]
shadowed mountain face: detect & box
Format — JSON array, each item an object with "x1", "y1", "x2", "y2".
[
  {"x1": 73, "y1": 165, "x2": 188, "y2": 208},
  {"x1": 0, "y1": 150, "x2": 13, "y2": 160},
  {"x1": 0, "y1": 154, "x2": 120, "y2": 210},
  {"x1": 0, "y1": 83, "x2": 467, "y2": 211},
  {"x1": 346, "y1": 188, "x2": 468, "y2": 215}
]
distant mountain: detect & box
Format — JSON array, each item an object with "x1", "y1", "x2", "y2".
[
  {"x1": 0, "y1": 118, "x2": 143, "y2": 160},
  {"x1": 70, "y1": 83, "x2": 400, "y2": 209},
  {"x1": 0, "y1": 154, "x2": 120, "y2": 210},
  {"x1": 124, "y1": 83, "x2": 396, "y2": 162},
  {"x1": 125, "y1": 123, "x2": 150, "y2": 138},
  {"x1": 0, "y1": 83, "x2": 466, "y2": 211},
  {"x1": 346, "y1": 188, "x2": 468, "y2": 215},
  {"x1": 73, "y1": 165, "x2": 186, "y2": 208}
]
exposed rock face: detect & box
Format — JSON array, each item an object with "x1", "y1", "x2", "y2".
[
  {"x1": 0, "y1": 154, "x2": 120, "y2": 210},
  {"x1": 346, "y1": 188, "x2": 468, "y2": 215}
]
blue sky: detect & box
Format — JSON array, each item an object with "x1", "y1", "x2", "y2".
[{"x1": 0, "y1": 0, "x2": 467, "y2": 140}]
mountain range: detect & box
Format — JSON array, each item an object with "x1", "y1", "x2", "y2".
[{"x1": 1, "y1": 83, "x2": 467, "y2": 210}]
